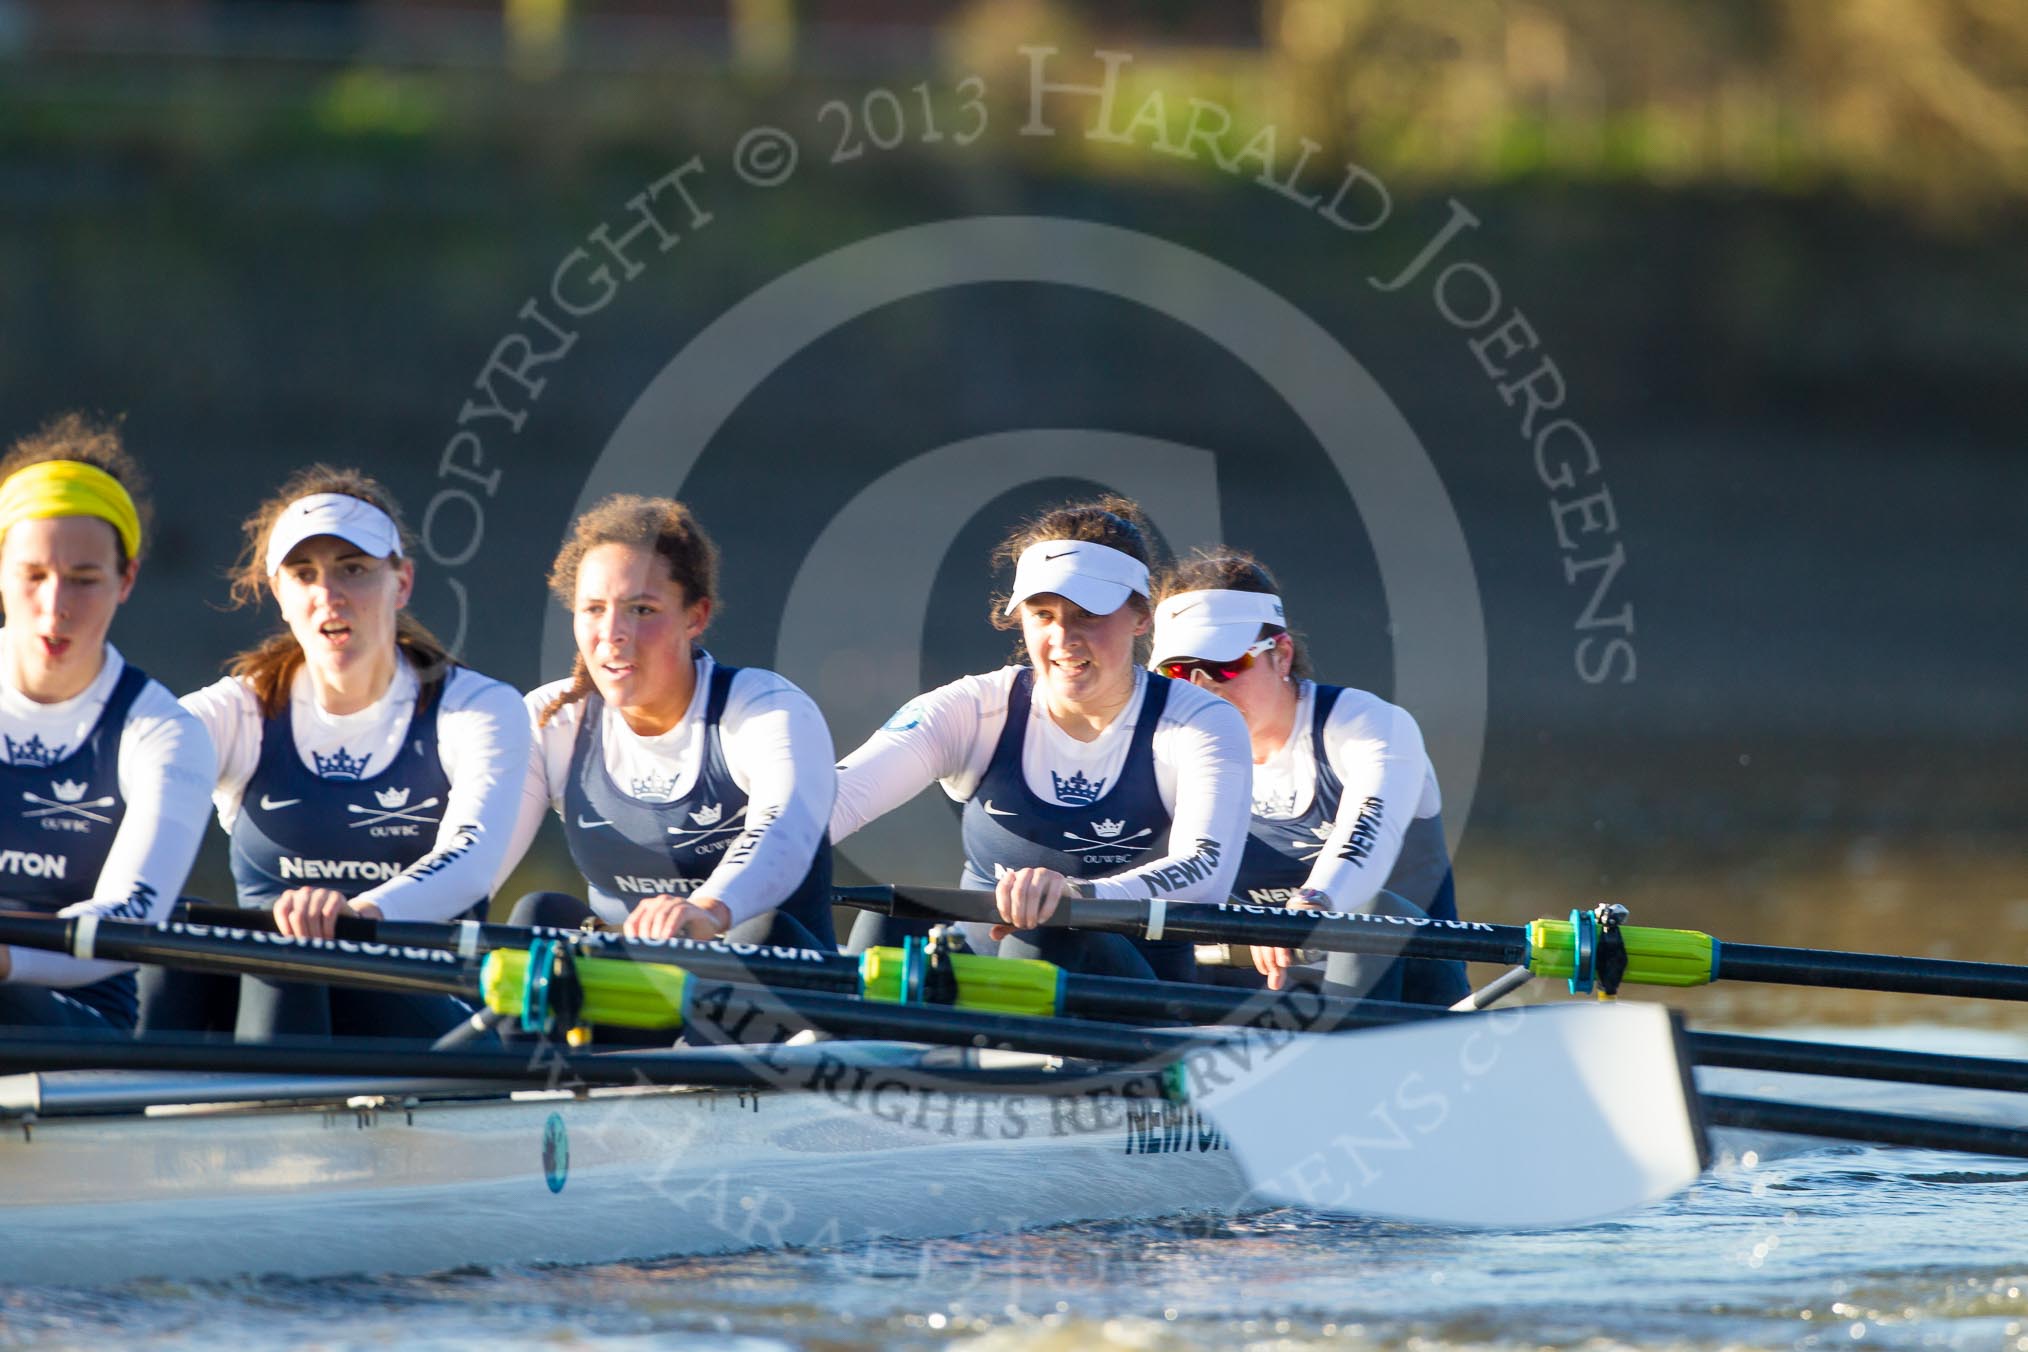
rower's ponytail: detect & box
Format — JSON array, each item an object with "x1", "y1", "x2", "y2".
[{"x1": 537, "y1": 655, "x2": 598, "y2": 728}]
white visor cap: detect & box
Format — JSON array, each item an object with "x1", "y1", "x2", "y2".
[
  {"x1": 1002, "y1": 540, "x2": 1151, "y2": 618},
  {"x1": 1150, "y1": 589, "x2": 1287, "y2": 666},
  {"x1": 265, "y1": 493, "x2": 405, "y2": 576}
]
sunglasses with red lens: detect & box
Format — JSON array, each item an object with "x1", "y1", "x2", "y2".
[{"x1": 1157, "y1": 637, "x2": 1278, "y2": 683}]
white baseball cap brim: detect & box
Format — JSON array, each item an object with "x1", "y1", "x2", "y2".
[
  {"x1": 1002, "y1": 539, "x2": 1151, "y2": 617},
  {"x1": 265, "y1": 492, "x2": 404, "y2": 576},
  {"x1": 1150, "y1": 588, "x2": 1286, "y2": 666}
]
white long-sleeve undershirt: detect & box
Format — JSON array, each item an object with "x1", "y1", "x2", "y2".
[
  {"x1": 499, "y1": 654, "x2": 836, "y2": 928},
  {"x1": 181, "y1": 660, "x2": 530, "y2": 923},
  {"x1": 831, "y1": 666, "x2": 1251, "y2": 904},
  {"x1": 1249, "y1": 679, "x2": 1443, "y2": 909},
  {"x1": 0, "y1": 633, "x2": 216, "y2": 988}
]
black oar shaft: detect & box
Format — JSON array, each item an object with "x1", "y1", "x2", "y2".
[
  {"x1": 844, "y1": 887, "x2": 2028, "y2": 1007},
  {"x1": 0, "y1": 914, "x2": 472, "y2": 999},
  {"x1": 1701, "y1": 1094, "x2": 2028, "y2": 1161},
  {"x1": 1691, "y1": 1031, "x2": 2028, "y2": 1094},
  {"x1": 171, "y1": 902, "x2": 1437, "y2": 1034},
  {"x1": 1716, "y1": 943, "x2": 2028, "y2": 1002},
  {"x1": 172, "y1": 903, "x2": 864, "y2": 994},
  {"x1": 840, "y1": 884, "x2": 1530, "y2": 965}
]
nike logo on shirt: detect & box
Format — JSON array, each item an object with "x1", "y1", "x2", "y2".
[
  {"x1": 258, "y1": 795, "x2": 301, "y2": 810},
  {"x1": 982, "y1": 800, "x2": 1016, "y2": 817},
  {"x1": 577, "y1": 814, "x2": 613, "y2": 829}
]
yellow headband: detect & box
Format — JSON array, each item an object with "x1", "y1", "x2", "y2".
[{"x1": 0, "y1": 460, "x2": 142, "y2": 563}]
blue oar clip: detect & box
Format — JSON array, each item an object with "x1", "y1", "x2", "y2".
[
  {"x1": 519, "y1": 936, "x2": 586, "y2": 1034},
  {"x1": 897, "y1": 929, "x2": 963, "y2": 1006},
  {"x1": 522, "y1": 935, "x2": 560, "y2": 1032},
  {"x1": 899, "y1": 934, "x2": 928, "y2": 1005},
  {"x1": 1566, "y1": 908, "x2": 1598, "y2": 994},
  {"x1": 1566, "y1": 903, "x2": 1632, "y2": 998}
]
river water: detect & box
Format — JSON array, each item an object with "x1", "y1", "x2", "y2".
[
  {"x1": 6, "y1": 844, "x2": 2025, "y2": 1350},
  {"x1": 3, "y1": 1020, "x2": 2025, "y2": 1352}
]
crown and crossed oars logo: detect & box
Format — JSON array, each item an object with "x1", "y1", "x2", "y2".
[
  {"x1": 22, "y1": 778, "x2": 115, "y2": 824},
  {"x1": 1061, "y1": 815, "x2": 1154, "y2": 852},
  {"x1": 665, "y1": 800, "x2": 748, "y2": 846},
  {"x1": 345, "y1": 784, "x2": 443, "y2": 830},
  {"x1": 1045, "y1": 770, "x2": 1153, "y2": 852}
]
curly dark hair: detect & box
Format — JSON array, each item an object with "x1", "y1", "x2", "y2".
[{"x1": 539, "y1": 493, "x2": 719, "y2": 726}]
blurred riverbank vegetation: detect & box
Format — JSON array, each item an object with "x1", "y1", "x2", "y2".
[{"x1": 1, "y1": 0, "x2": 2024, "y2": 222}]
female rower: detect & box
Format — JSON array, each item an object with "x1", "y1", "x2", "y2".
[
  {"x1": 498, "y1": 495, "x2": 836, "y2": 950},
  {"x1": 148, "y1": 467, "x2": 529, "y2": 1040},
  {"x1": 835, "y1": 496, "x2": 1251, "y2": 982},
  {"x1": 1149, "y1": 550, "x2": 1468, "y2": 1005},
  {"x1": 0, "y1": 415, "x2": 215, "y2": 1030}
]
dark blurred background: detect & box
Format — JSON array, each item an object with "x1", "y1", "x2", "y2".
[{"x1": 2, "y1": 0, "x2": 2022, "y2": 1021}]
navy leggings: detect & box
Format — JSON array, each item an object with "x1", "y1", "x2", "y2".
[
  {"x1": 0, "y1": 983, "x2": 127, "y2": 1032},
  {"x1": 1316, "y1": 888, "x2": 1471, "y2": 1007},
  {"x1": 235, "y1": 978, "x2": 477, "y2": 1043},
  {"x1": 138, "y1": 963, "x2": 477, "y2": 1042}
]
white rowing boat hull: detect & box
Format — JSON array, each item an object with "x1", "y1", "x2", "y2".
[
  {"x1": 0, "y1": 1076, "x2": 1247, "y2": 1286},
  {"x1": 0, "y1": 1003, "x2": 1710, "y2": 1285}
]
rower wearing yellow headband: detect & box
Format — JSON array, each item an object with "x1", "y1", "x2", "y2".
[
  {"x1": 0, "y1": 414, "x2": 215, "y2": 1032},
  {"x1": 0, "y1": 456, "x2": 145, "y2": 568}
]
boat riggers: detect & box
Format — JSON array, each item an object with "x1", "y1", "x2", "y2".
[
  {"x1": 474, "y1": 943, "x2": 1423, "y2": 1054},
  {"x1": 165, "y1": 903, "x2": 1441, "y2": 1037},
  {"x1": 51, "y1": 907, "x2": 2028, "y2": 1107},
  {"x1": 836, "y1": 885, "x2": 2028, "y2": 1004},
  {"x1": 0, "y1": 911, "x2": 1412, "y2": 1062}
]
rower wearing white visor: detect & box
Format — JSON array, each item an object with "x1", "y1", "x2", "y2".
[
  {"x1": 141, "y1": 469, "x2": 529, "y2": 1041},
  {"x1": 1150, "y1": 550, "x2": 1469, "y2": 1006},
  {"x1": 496, "y1": 495, "x2": 837, "y2": 953},
  {"x1": 0, "y1": 416, "x2": 214, "y2": 1032},
  {"x1": 835, "y1": 496, "x2": 1252, "y2": 982}
]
